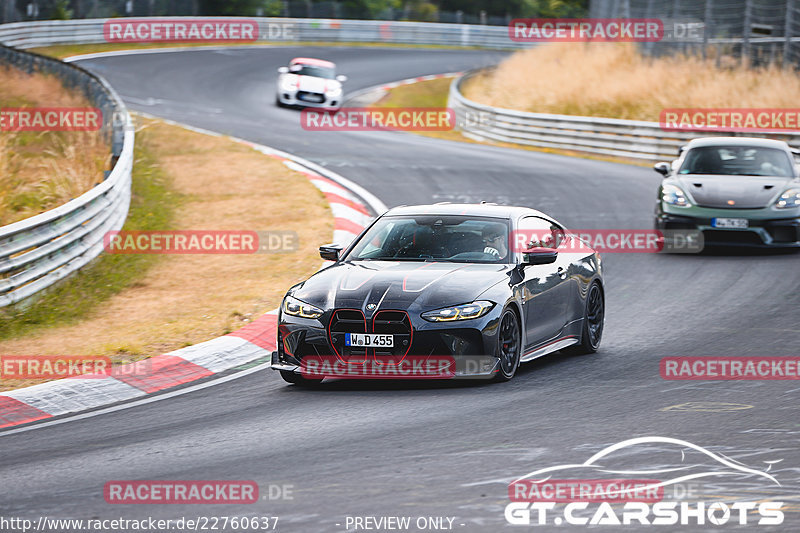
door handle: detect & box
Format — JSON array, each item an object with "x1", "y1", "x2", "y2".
[{"x1": 557, "y1": 267, "x2": 567, "y2": 279}]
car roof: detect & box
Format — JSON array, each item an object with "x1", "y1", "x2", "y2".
[
  {"x1": 382, "y1": 203, "x2": 552, "y2": 221},
  {"x1": 289, "y1": 57, "x2": 335, "y2": 69},
  {"x1": 686, "y1": 136, "x2": 791, "y2": 151}
]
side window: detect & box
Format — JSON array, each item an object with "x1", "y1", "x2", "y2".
[{"x1": 515, "y1": 217, "x2": 565, "y2": 251}]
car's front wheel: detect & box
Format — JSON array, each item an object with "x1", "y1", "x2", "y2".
[
  {"x1": 494, "y1": 308, "x2": 521, "y2": 382},
  {"x1": 279, "y1": 370, "x2": 322, "y2": 387},
  {"x1": 564, "y1": 281, "x2": 604, "y2": 355}
]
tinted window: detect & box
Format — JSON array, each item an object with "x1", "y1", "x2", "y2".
[
  {"x1": 679, "y1": 146, "x2": 793, "y2": 176},
  {"x1": 345, "y1": 215, "x2": 511, "y2": 263},
  {"x1": 289, "y1": 64, "x2": 335, "y2": 79}
]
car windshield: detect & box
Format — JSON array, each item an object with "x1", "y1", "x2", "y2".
[
  {"x1": 344, "y1": 215, "x2": 511, "y2": 263},
  {"x1": 289, "y1": 63, "x2": 335, "y2": 79},
  {"x1": 679, "y1": 146, "x2": 794, "y2": 176}
]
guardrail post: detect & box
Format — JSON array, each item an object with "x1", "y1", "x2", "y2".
[
  {"x1": 702, "y1": 0, "x2": 712, "y2": 59},
  {"x1": 742, "y1": 0, "x2": 752, "y2": 65},
  {"x1": 785, "y1": 0, "x2": 795, "y2": 67}
]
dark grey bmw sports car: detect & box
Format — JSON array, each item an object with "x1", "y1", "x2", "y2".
[{"x1": 270, "y1": 204, "x2": 604, "y2": 385}]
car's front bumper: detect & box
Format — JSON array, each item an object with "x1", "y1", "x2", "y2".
[
  {"x1": 656, "y1": 203, "x2": 800, "y2": 248},
  {"x1": 271, "y1": 353, "x2": 501, "y2": 380},
  {"x1": 270, "y1": 308, "x2": 505, "y2": 379},
  {"x1": 277, "y1": 90, "x2": 341, "y2": 109}
]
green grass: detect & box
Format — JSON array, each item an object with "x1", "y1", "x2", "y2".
[{"x1": 0, "y1": 126, "x2": 181, "y2": 340}]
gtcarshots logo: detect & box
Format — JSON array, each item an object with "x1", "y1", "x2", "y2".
[
  {"x1": 505, "y1": 437, "x2": 785, "y2": 526},
  {"x1": 104, "y1": 481, "x2": 258, "y2": 504},
  {"x1": 0, "y1": 107, "x2": 101, "y2": 131},
  {"x1": 103, "y1": 18, "x2": 259, "y2": 42}
]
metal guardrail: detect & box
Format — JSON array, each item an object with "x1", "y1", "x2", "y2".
[
  {"x1": 0, "y1": 17, "x2": 525, "y2": 50},
  {"x1": 0, "y1": 44, "x2": 133, "y2": 307},
  {"x1": 448, "y1": 70, "x2": 800, "y2": 162}
]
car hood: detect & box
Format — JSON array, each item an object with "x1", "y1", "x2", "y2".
[
  {"x1": 296, "y1": 75, "x2": 337, "y2": 93},
  {"x1": 676, "y1": 175, "x2": 793, "y2": 208},
  {"x1": 291, "y1": 261, "x2": 512, "y2": 314}
]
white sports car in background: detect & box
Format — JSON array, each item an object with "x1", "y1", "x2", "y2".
[{"x1": 275, "y1": 57, "x2": 347, "y2": 109}]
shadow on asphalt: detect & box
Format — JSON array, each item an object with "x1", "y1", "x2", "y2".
[{"x1": 271, "y1": 348, "x2": 589, "y2": 394}]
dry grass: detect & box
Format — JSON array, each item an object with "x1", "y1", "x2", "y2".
[
  {"x1": 374, "y1": 75, "x2": 650, "y2": 166},
  {"x1": 463, "y1": 43, "x2": 800, "y2": 120},
  {"x1": 0, "y1": 116, "x2": 332, "y2": 391},
  {"x1": 0, "y1": 65, "x2": 109, "y2": 225}
]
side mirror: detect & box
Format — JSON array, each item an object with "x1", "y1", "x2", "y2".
[
  {"x1": 278, "y1": 66, "x2": 289, "y2": 74},
  {"x1": 653, "y1": 162, "x2": 671, "y2": 176},
  {"x1": 522, "y1": 247, "x2": 558, "y2": 265},
  {"x1": 336, "y1": 74, "x2": 347, "y2": 82},
  {"x1": 319, "y1": 243, "x2": 343, "y2": 261}
]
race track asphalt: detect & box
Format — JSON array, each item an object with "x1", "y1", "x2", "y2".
[{"x1": 1, "y1": 46, "x2": 798, "y2": 532}]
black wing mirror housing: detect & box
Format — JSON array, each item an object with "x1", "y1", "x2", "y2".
[
  {"x1": 319, "y1": 243, "x2": 343, "y2": 261},
  {"x1": 523, "y1": 247, "x2": 558, "y2": 265}
]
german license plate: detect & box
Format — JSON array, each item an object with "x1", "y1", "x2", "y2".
[
  {"x1": 712, "y1": 218, "x2": 749, "y2": 229},
  {"x1": 345, "y1": 333, "x2": 394, "y2": 348}
]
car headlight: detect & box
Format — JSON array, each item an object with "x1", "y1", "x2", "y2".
[
  {"x1": 775, "y1": 188, "x2": 800, "y2": 209},
  {"x1": 326, "y1": 86, "x2": 342, "y2": 97},
  {"x1": 280, "y1": 76, "x2": 298, "y2": 92},
  {"x1": 421, "y1": 301, "x2": 494, "y2": 322},
  {"x1": 662, "y1": 184, "x2": 689, "y2": 207},
  {"x1": 282, "y1": 295, "x2": 323, "y2": 319}
]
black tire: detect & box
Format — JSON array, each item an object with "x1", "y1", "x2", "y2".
[
  {"x1": 494, "y1": 308, "x2": 522, "y2": 382},
  {"x1": 279, "y1": 370, "x2": 322, "y2": 387},
  {"x1": 564, "y1": 282, "x2": 604, "y2": 355},
  {"x1": 275, "y1": 96, "x2": 286, "y2": 108}
]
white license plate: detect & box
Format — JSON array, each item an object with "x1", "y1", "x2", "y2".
[
  {"x1": 299, "y1": 94, "x2": 323, "y2": 103},
  {"x1": 712, "y1": 218, "x2": 749, "y2": 229},
  {"x1": 345, "y1": 333, "x2": 394, "y2": 348}
]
